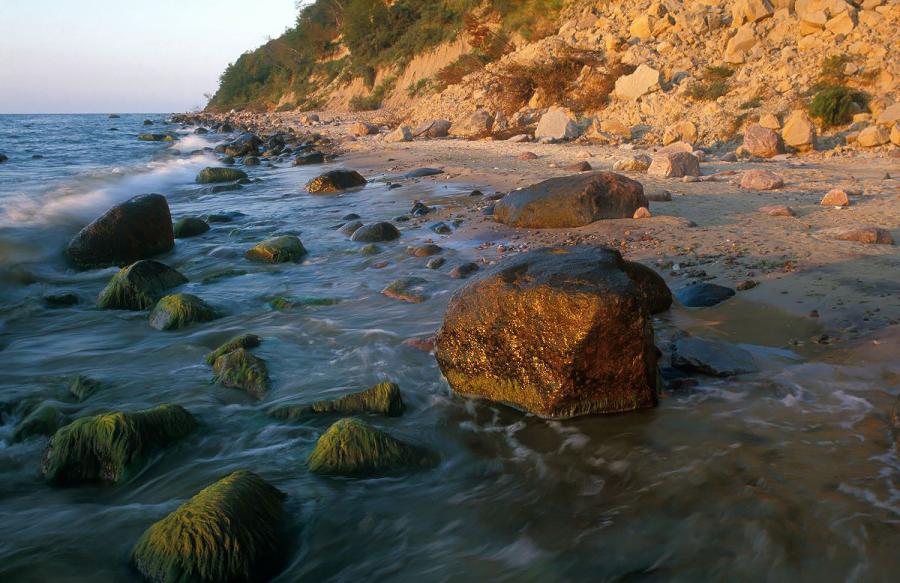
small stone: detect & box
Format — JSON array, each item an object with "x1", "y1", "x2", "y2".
[
  {"x1": 736, "y1": 280, "x2": 758, "y2": 291},
  {"x1": 382, "y1": 277, "x2": 428, "y2": 303},
  {"x1": 759, "y1": 205, "x2": 795, "y2": 217},
  {"x1": 172, "y1": 217, "x2": 209, "y2": 238},
  {"x1": 675, "y1": 283, "x2": 736, "y2": 307},
  {"x1": 740, "y1": 169, "x2": 784, "y2": 190},
  {"x1": 426, "y1": 257, "x2": 446, "y2": 269},
  {"x1": 149, "y1": 293, "x2": 218, "y2": 330},
  {"x1": 633, "y1": 207, "x2": 652, "y2": 219},
  {"x1": 820, "y1": 189, "x2": 850, "y2": 207}
]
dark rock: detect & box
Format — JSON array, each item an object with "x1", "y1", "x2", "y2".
[
  {"x1": 410, "y1": 201, "x2": 432, "y2": 216},
  {"x1": 196, "y1": 167, "x2": 248, "y2": 184},
  {"x1": 13, "y1": 403, "x2": 67, "y2": 442},
  {"x1": 97, "y1": 260, "x2": 188, "y2": 310},
  {"x1": 205, "y1": 212, "x2": 242, "y2": 223},
  {"x1": 205, "y1": 334, "x2": 262, "y2": 365},
  {"x1": 622, "y1": 261, "x2": 672, "y2": 314},
  {"x1": 672, "y1": 337, "x2": 758, "y2": 377},
  {"x1": 675, "y1": 283, "x2": 736, "y2": 308},
  {"x1": 242, "y1": 156, "x2": 260, "y2": 166},
  {"x1": 65, "y1": 194, "x2": 174, "y2": 269},
  {"x1": 435, "y1": 246, "x2": 659, "y2": 418},
  {"x1": 565, "y1": 161, "x2": 593, "y2": 172},
  {"x1": 224, "y1": 132, "x2": 261, "y2": 157},
  {"x1": 342, "y1": 213, "x2": 361, "y2": 221},
  {"x1": 340, "y1": 221, "x2": 364, "y2": 236},
  {"x1": 205, "y1": 183, "x2": 242, "y2": 194},
  {"x1": 245, "y1": 235, "x2": 307, "y2": 263},
  {"x1": 143, "y1": 119, "x2": 153, "y2": 126},
  {"x1": 430, "y1": 222, "x2": 452, "y2": 235},
  {"x1": 193, "y1": 127, "x2": 208, "y2": 135},
  {"x1": 69, "y1": 375, "x2": 104, "y2": 401},
  {"x1": 212, "y1": 348, "x2": 269, "y2": 399},
  {"x1": 44, "y1": 293, "x2": 78, "y2": 308},
  {"x1": 293, "y1": 152, "x2": 325, "y2": 165},
  {"x1": 0, "y1": 153, "x2": 7, "y2": 163},
  {"x1": 426, "y1": 257, "x2": 445, "y2": 269},
  {"x1": 305, "y1": 170, "x2": 367, "y2": 193},
  {"x1": 413, "y1": 119, "x2": 452, "y2": 138},
  {"x1": 408, "y1": 244, "x2": 442, "y2": 257},
  {"x1": 382, "y1": 277, "x2": 428, "y2": 303},
  {"x1": 351, "y1": 222, "x2": 400, "y2": 243},
  {"x1": 149, "y1": 293, "x2": 218, "y2": 330},
  {"x1": 172, "y1": 217, "x2": 210, "y2": 238},
  {"x1": 494, "y1": 172, "x2": 648, "y2": 228},
  {"x1": 449, "y1": 262, "x2": 479, "y2": 279},
  {"x1": 403, "y1": 168, "x2": 444, "y2": 178},
  {"x1": 221, "y1": 155, "x2": 236, "y2": 165}
]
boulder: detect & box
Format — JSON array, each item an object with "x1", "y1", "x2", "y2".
[
  {"x1": 743, "y1": 125, "x2": 785, "y2": 158},
  {"x1": 131, "y1": 471, "x2": 285, "y2": 583},
  {"x1": 340, "y1": 221, "x2": 363, "y2": 236},
  {"x1": 293, "y1": 151, "x2": 325, "y2": 165},
  {"x1": 732, "y1": 0, "x2": 775, "y2": 27},
  {"x1": 622, "y1": 260, "x2": 673, "y2": 314},
  {"x1": 494, "y1": 172, "x2": 648, "y2": 228},
  {"x1": 350, "y1": 122, "x2": 379, "y2": 136},
  {"x1": 823, "y1": 226, "x2": 894, "y2": 245},
  {"x1": 613, "y1": 154, "x2": 653, "y2": 172},
  {"x1": 271, "y1": 382, "x2": 404, "y2": 419},
  {"x1": 782, "y1": 111, "x2": 817, "y2": 151},
  {"x1": 450, "y1": 109, "x2": 494, "y2": 138},
  {"x1": 821, "y1": 189, "x2": 850, "y2": 206},
  {"x1": 672, "y1": 337, "x2": 759, "y2": 377},
  {"x1": 305, "y1": 169, "x2": 367, "y2": 193},
  {"x1": 65, "y1": 194, "x2": 174, "y2": 269},
  {"x1": 413, "y1": 119, "x2": 452, "y2": 138},
  {"x1": 385, "y1": 126, "x2": 413, "y2": 143},
  {"x1": 857, "y1": 125, "x2": 891, "y2": 147},
  {"x1": 724, "y1": 24, "x2": 758, "y2": 63},
  {"x1": 382, "y1": 277, "x2": 428, "y2": 303},
  {"x1": 350, "y1": 222, "x2": 400, "y2": 243},
  {"x1": 223, "y1": 132, "x2": 261, "y2": 157},
  {"x1": 759, "y1": 113, "x2": 781, "y2": 129},
  {"x1": 306, "y1": 418, "x2": 435, "y2": 477},
  {"x1": 893, "y1": 124, "x2": 900, "y2": 147},
  {"x1": 408, "y1": 244, "x2": 442, "y2": 257},
  {"x1": 195, "y1": 167, "x2": 248, "y2": 184},
  {"x1": 535, "y1": 107, "x2": 581, "y2": 141},
  {"x1": 205, "y1": 334, "x2": 262, "y2": 365},
  {"x1": 173, "y1": 217, "x2": 210, "y2": 238},
  {"x1": 675, "y1": 283, "x2": 735, "y2": 307},
  {"x1": 212, "y1": 348, "x2": 269, "y2": 399},
  {"x1": 149, "y1": 293, "x2": 218, "y2": 330},
  {"x1": 759, "y1": 205, "x2": 796, "y2": 217},
  {"x1": 242, "y1": 156, "x2": 260, "y2": 166},
  {"x1": 614, "y1": 64, "x2": 661, "y2": 100},
  {"x1": 245, "y1": 235, "x2": 307, "y2": 263},
  {"x1": 648, "y1": 152, "x2": 701, "y2": 178},
  {"x1": 97, "y1": 260, "x2": 187, "y2": 310},
  {"x1": 138, "y1": 134, "x2": 173, "y2": 142},
  {"x1": 435, "y1": 246, "x2": 659, "y2": 419},
  {"x1": 13, "y1": 403, "x2": 67, "y2": 443},
  {"x1": 741, "y1": 169, "x2": 784, "y2": 190},
  {"x1": 41, "y1": 404, "x2": 196, "y2": 484}
]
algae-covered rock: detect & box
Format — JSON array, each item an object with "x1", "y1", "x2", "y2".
[
  {"x1": 172, "y1": 217, "x2": 210, "y2": 238},
  {"x1": 245, "y1": 235, "x2": 307, "y2": 263},
  {"x1": 272, "y1": 382, "x2": 404, "y2": 420},
  {"x1": 97, "y1": 260, "x2": 188, "y2": 310},
  {"x1": 13, "y1": 403, "x2": 67, "y2": 443},
  {"x1": 195, "y1": 167, "x2": 248, "y2": 184},
  {"x1": 305, "y1": 169, "x2": 367, "y2": 193},
  {"x1": 307, "y1": 418, "x2": 434, "y2": 477},
  {"x1": 205, "y1": 334, "x2": 262, "y2": 365},
  {"x1": 149, "y1": 293, "x2": 218, "y2": 330},
  {"x1": 69, "y1": 375, "x2": 105, "y2": 401},
  {"x1": 138, "y1": 134, "x2": 173, "y2": 142},
  {"x1": 382, "y1": 277, "x2": 428, "y2": 303},
  {"x1": 41, "y1": 404, "x2": 197, "y2": 484},
  {"x1": 212, "y1": 348, "x2": 269, "y2": 399},
  {"x1": 131, "y1": 470, "x2": 285, "y2": 583}
]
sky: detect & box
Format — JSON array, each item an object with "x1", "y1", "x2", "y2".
[{"x1": 0, "y1": 0, "x2": 300, "y2": 113}]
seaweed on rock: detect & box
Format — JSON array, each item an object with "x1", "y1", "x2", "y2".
[
  {"x1": 12, "y1": 403, "x2": 67, "y2": 442},
  {"x1": 69, "y1": 375, "x2": 105, "y2": 401},
  {"x1": 131, "y1": 470, "x2": 285, "y2": 583},
  {"x1": 212, "y1": 348, "x2": 269, "y2": 399},
  {"x1": 271, "y1": 382, "x2": 404, "y2": 419},
  {"x1": 204, "y1": 334, "x2": 262, "y2": 365},
  {"x1": 41, "y1": 404, "x2": 197, "y2": 485}
]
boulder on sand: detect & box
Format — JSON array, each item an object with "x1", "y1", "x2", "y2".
[
  {"x1": 41, "y1": 404, "x2": 196, "y2": 484},
  {"x1": 195, "y1": 167, "x2": 248, "y2": 184},
  {"x1": 493, "y1": 172, "x2": 648, "y2": 228},
  {"x1": 131, "y1": 471, "x2": 285, "y2": 583},
  {"x1": 271, "y1": 382, "x2": 404, "y2": 419},
  {"x1": 97, "y1": 259, "x2": 188, "y2": 310},
  {"x1": 350, "y1": 122, "x2": 379, "y2": 136},
  {"x1": 822, "y1": 226, "x2": 894, "y2": 245},
  {"x1": 245, "y1": 235, "x2": 307, "y2": 263},
  {"x1": 647, "y1": 152, "x2": 700, "y2": 178},
  {"x1": 65, "y1": 194, "x2": 174, "y2": 269},
  {"x1": 413, "y1": 119, "x2": 452, "y2": 138},
  {"x1": 435, "y1": 246, "x2": 660, "y2": 419},
  {"x1": 307, "y1": 417, "x2": 435, "y2": 477},
  {"x1": 535, "y1": 107, "x2": 581, "y2": 141},
  {"x1": 450, "y1": 109, "x2": 494, "y2": 138},
  {"x1": 742, "y1": 124, "x2": 785, "y2": 158},
  {"x1": 740, "y1": 169, "x2": 784, "y2": 190},
  {"x1": 149, "y1": 293, "x2": 218, "y2": 330},
  {"x1": 305, "y1": 170, "x2": 367, "y2": 193}
]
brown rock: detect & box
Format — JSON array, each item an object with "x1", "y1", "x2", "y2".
[
  {"x1": 633, "y1": 207, "x2": 652, "y2": 219},
  {"x1": 824, "y1": 226, "x2": 894, "y2": 245},
  {"x1": 820, "y1": 189, "x2": 850, "y2": 207},
  {"x1": 759, "y1": 205, "x2": 796, "y2": 217},
  {"x1": 350, "y1": 122, "x2": 379, "y2": 136},
  {"x1": 565, "y1": 161, "x2": 592, "y2": 172},
  {"x1": 740, "y1": 169, "x2": 784, "y2": 190},
  {"x1": 648, "y1": 152, "x2": 701, "y2": 178},
  {"x1": 519, "y1": 151, "x2": 539, "y2": 160},
  {"x1": 743, "y1": 125, "x2": 785, "y2": 158}
]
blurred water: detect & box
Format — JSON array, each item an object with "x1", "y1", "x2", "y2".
[{"x1": 0, "y1": 115, "x2": 897, "y2": 582}]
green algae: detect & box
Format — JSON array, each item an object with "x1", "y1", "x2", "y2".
[
  {"x1": 271, "y1": 382, "x2": 404, "y2": 420},
  {"x1": 195, "y1": 167, "x2": 248, "y2": 184},
  {"x1": 212, "y1": 348, "x2": 269, "y2": 399},
  {"x1": 149, "y1": 293, "x2": 218, "y2": 331},
  {"x1": 97, "y1": 260, "x2": 188, "y2": 311},
  {"x1": 12, "y1": 403, "x2": 67, "y2": 443},
  {"x1": 245, "y1": 235, "x2": 307, "y2": 264},
  {"x1": 68, "y1": 375, "x2": 105, "y2": 402},
  {"x1": 204, "y1": 334, "x2": 262, "y2": 366}
]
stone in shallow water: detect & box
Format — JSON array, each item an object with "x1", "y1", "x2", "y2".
[
  {"x1": 97, "y1": 259, "x2": 187, "y2": 310},
  {"x1": 271, "y1": 382, "x2": 404, "y2": 419},
  {"x1": 307, "y1": 417, "x2": 435, "y2": 477},
  {"x1": 130, "y1": 470, "x2": 285, "y2": 583},
  {"x1": 173, "y1": 217, "x2": 210, "y2": 238},
  {"x1": 449, "y1": 262, "x2": 479, "y2": 279},
  {"x1": 68, "y1": 375, "x2": 105, "y2": 401},
  {"x1": 382, "y1": 277, "x2": 429, "y2": 303},
  {"x1": 672, "y1": 337, "x2": 759, "y2": 377},
  {"x1": 195, "y1": 167, "x2": 248, "y2": 184},
  {"x1": 44, "y1": 293, "x2": 79, "y2": 308},
  {"x1": 350, "y1": 222, "x2": 400, "y2": 243},
  {"x1": 13, "y1": 403, "x2": 67, "y2": 443},
  {"x1": 245, "y1": 235, "x2": 307, "y2": 263},
  {"x1": 675, "y1": 283, "x2": 736, "y2": 307},
  {"x1": 305, "y1": 169, "x2": 367, "y2": 193},
  {"x1": 205, "y1": 334, "x2": 262, "y2": 365},
  {"x1": 149, "y1": 293, "x2": 218, "y2": 330},
  {"x1": 212, "y1": 348, "x2": 269, "y2": 399}
]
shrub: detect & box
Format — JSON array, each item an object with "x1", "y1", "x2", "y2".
[
  {"x1": 808, "y1": 85, "x2": 867, "y2": 126},
  {"x1": 349, "y1": 76, "x2": 396, "y2": 111},
  {"x1": 820, "y1": 54, "x2": 853, "y2": 84},
  {"x1": 685, "y1": 65, "x2": 734, "y2": 101}
]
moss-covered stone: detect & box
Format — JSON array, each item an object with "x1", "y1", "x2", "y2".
[
  {"x1": 382, "y1": 277, "x2": 428, "y2": 303},
  {"x1": 305, "y1": 169, "x2": 367, "y2": 194},
  {"x1": 173, "y1": 217, "x2": 210, "y2": 239},
  {"x1": 97, "y1": 260, "x2": 188, "y2": 310},
  {"x1": 69, "y1": 375, "x2": 105, "y2": 401},
  {"x1": 195, "y1": 167, "x2": 248, "y2": 184},
  {"x1": 138, "y1": 133, "x2": 174, "y2": 142},
  {"x1": 269, "y1": 296, "x2": 339, "y2": 310},
  {"x1": 307, "y1": 417, "x2": 434, "y2": 477},
  {"x1": 149, "y1": 293, "x2": 218, "y2": 330},
  {"x1": 204, "y1": 334, "x2": 261, "y2": 366},
  {"x1": 131, "y1": 470, "x2": 285, "y2": 583},
  {"x1": 245, "y1": 235, "x2": 307, "y2": 263},
  {"x1": 212, "y1": 348, "x2": 269, "y2": 399},
  {"x1": 272, "y1": 382, "x2": 404, "y2": 420},
  {"x1": 41, "y1": 404, "x2": 197, "y2": 485},
  {"x1": 13, "y1": 403, "x2": 67, "y2": 442}
]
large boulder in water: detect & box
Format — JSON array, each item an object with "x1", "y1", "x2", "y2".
[
  {"x1": 130, "y1": 470, "x2": 285, "y2": 583},
  {"x1": 41, "y1": 404, "x2": 196, "y2": 485},
  {"x1": 149, "y1": 293, "x2": 218, "y2": 330},
  {"x1": 223, "y1": 132, "x2": 262, "y2": 157},
  {"x1": 196, "y1": 167, "x2": 247, "y2": 184},
  {"x1": 97, "y1": 259, "x2": 187, "y2": 310},
  {"x1": 435, "y1": 246, "x2": 660, "y2": 419},
  {"x1": 305, "y1": 169, "x2": 367, "y2": 193},
  {"x1": 493, "y1": 172, "x2": 648, "y2": 228},
  {"x1": 65, "y1": 194, "x2": 174, "y2": 269},
  {"x1": 172, "y1": 217, "x2": 209, "y2": 238}
]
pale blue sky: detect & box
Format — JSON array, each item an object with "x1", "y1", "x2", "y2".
[{"x1": 0, "y1": 0, "x2": 300, "y2": 113}]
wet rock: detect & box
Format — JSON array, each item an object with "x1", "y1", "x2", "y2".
[
  {"x1": 535, "y1": 107, "x2": 581, "y2": 141},
  {"x1": 172, "y1": 217, "x2": 210, "y2": 238},
  {"x1": 740, "y1": 169, "x2": 784, "y2": 190},
  {"x1": 622, "y1": 261, "x2": 672, "y2": 314},
  {"x1": 408, "y1": 244, "x2": 442, "y2": 257},
  {"x1": 340, "y1": 220, "x2": 364, "y2": 236},
  {"x1": 221, "y1": 156, "x2": 236, "y2": 165},
  {"x1": 449, "y1": 262, "x2": 479, "y2": 279},
  {"x1": 648, "y1": 152, "x2": 701, "y2": 178},
  {"x1": 68, "y1": 375, "x2": 104, "y2": 401},
  {"x1": 350, "y1": 121, "x2": 379, "y2": 136},
  {"x1": 149, "y1": 293, "x2": 218, "y2": 330},
  {"x1": 429, "y1": 222, "x2": 452, "y2": 234},
  {"x1": 759, "y1": 205, "x2": 796, "y2": 217},
  {"x1": 0, "y1": 153, "x2": 8, "y2": 163},
  {"x1": 435, "y1": 246, "x2": 659, "y2": 419},
  {"x1": 42, "y1": 404, "x2": 196, "y2": 484},
  {"x1": 13, "y1": 403, "x2": 67, "y2": 443},
  {"x1": 205, "y1": 334, "x2": 262, "y2": 365},
  {"x1": 305, "y1": 169, "x2": 367, "y2": 193},
  {"x1": 742, "y1": 124, "x2": 785, "y2": 158},
  {"x1": 427, "y1": 257, "x2": 446, "y2": 269},
  {"x1": 672, "y1": 337, "x2": 759, "y2": 377},
  {"x1": 342, "y1": 213, "x2": 361, "y2": 221},
  {"x1": 403, "y1": 167, "x2": 444, "y2": 178},
  {"x1": 293, "y1": 151, "x2": 325, "y2": 165},
  {"x1": 822, "y1": 226, "x2": 894, "y2": 245},
  {"x1": 350, "y1": 222, "x2": 400, "y2": 243},
  {"x1": 675, "y1": 282, "x2": 735, "y2": 307},
  {"x1": 242, "y1": 156, "x2": 260, "y2": 166},
  {"x1": 131, "y1": 470, "x2": 285, "y2": 583},
  {"x1": 223, "y1": 132, "x2": 261, "y2": 157},
  {"x1": 410, "y1": 201, "x2": 432, "y2": 216},
  {"x1": 413, "y1": 119, "x2": 451, "y2": 138},
  {"x1": 212, "y1": 348, "x2": 269, "y2": 399},
  {"x1": 245, "y1": 235, "x2": 307, "y2": 263},
  {"x1": 821, "y1": 189, "x2": 851, "y2": 207},
  {"x1": 97, "y1": 259, "x2": 187, "y2": 310},
  {"x1": 138, "y1": 134, "x2": 173, "y2": 142},
  {"x1": 44, "y1": 293, "x2": 79, "y2": 308},
  {"x1": 494, "y1": 172, "x2": 647, "y2": 228},
  {"x1": 271, "y1": 382, "x2": 404, "y2": 419},
  {"x1": 359, "y1": 243, "x2": 381, "y2": 256},
  {"x1": 196, "y1": 167, "x2": 248, "y2": 184},
  {"x1": 382, "y1": 277, "x2": 428, "y2": 303},
  {"x1": 306, "y1": 418, "x2": 434, "y2": 477},
  {"x1": 65, "y1": 194, "x2": 174, "y2": 269}
]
